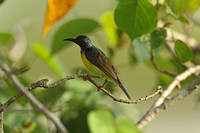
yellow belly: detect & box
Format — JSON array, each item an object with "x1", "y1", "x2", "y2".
[
  {"x1": 81, "y1": 52, "x2": 106, "y2": 78},
  {"x1": 81, "y1": 52, "x2": 118, "y2": 85}
]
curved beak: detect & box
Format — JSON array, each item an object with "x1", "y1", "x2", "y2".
[{"x1": 63, "y1": 38, "x2": 75, "y2": 42}]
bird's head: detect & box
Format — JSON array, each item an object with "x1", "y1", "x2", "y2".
[{"x1": 64, "y1": 35, "x2": 93, "y2": 49}]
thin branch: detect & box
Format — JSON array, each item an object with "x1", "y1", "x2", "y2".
[
  {"x1": 0, "y1": 103, "x2": 3, "y2": 133},
  {"x1": 1, "y1": 78, "x2": 48, "y2": 110},
  {"x1": 0, "y1": 64, "x2": 68, "y2": 133},
  {"x1": 150, "y1": 51, "x2": 177, "y2": 77},
  {"x1": 0, "y1": 64, "x2": 163, "y2": 132},
  {"x1": 136, "y1": 65, "x2": 200, "y2": 129},
  {"x1": 136, "y1": 65, "x2": 200, "y2": 128},
  {"x1": 150, "y1": 65, "x2": 200, "y2": 110},
  {"x1": 83, "y1": 76, "x2": 162, "y2": 104},
  {"x1": 137, "y1": 75, "x2": 200, "y2": 129}
]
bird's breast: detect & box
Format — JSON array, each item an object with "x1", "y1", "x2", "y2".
[{"x1": 81, "y1": 52, "x2": 105, "y2": 78}]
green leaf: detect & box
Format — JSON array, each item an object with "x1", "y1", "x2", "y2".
[
  {"x1": 52, "y1": 18, "x2": 99, "y2": 54},
  {"x1": 131, "y1": 38, "x2": 150, "y2": 63},
  {"x1": 0, "y1": 32, "x2": 13, "y2": 44},
  {"x1": 116, "y1": 117, "x2": 142, "y2": 133},
  {"x1": 100, "y1": 12, "x2": 118, "y2": 48},
  {"x1": 165, "y1": 4, "x2": 189, "y2": 24},
  {"x1": 114, "y1": 0, "x2": 158, "y2": 40},
  {"x1": 150, "y1": 29, "x2": 167, "y2": 50},
  {"x1": 168, "y1": 0, "x2": 200, "y2": 13},
  {"x1": 87, "y1": 109, "x2": 115, "y2": 133},
  {"x1": 32, "y1": 42, "x2": 64, "y2": 76},
  {"x1": 174, "y1": 40, "x2": 193, "y2": 62},
  {"x1": 0, "y1": 0, "x2": 4, "y2": 4},
  {"x1": 165, "y1": 4, "x2": 178, "y2": 18},
  {"x1": 178, "y1": 15, "x2": 189, "y2": 24}
]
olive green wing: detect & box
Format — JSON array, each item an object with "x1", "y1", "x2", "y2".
[
  {"x1": 85, "y1": 48, "x2": 132, "y2": 100},
  {"x1": 85, "y1": 49, "x2": 118, "y2": 82}
]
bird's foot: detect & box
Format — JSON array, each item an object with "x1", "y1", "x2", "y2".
[
  {"x1": 98, "y1": 85, "x2": 104, "y2": 91},
  {"x1": 83, "y1": 75, "x2": 91, "y2": 81},
  {"x1": 97, "y1": 79, "x2": 107, "y2": 91}
]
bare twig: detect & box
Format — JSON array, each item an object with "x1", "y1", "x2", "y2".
[
  {"x1": 82, "y1": 76, "x2": 162, "y2": 104},
  {"x1": 0, "y1": 64, "x2": 163, "y2": 132},
  {"x1": 0, "y1": 64, "x2": 68, "y2": 133},
  {"x1": 150, "y1": 65, "x2": 200, "y2": 109},
  {"x1": 150, "y1": 51, "x2": 177, "y2": 77},
  {"x1": 136, "y1": 65, "x2": 200, "y2": 129},
  {"x1": 137, "y1": 75, "x2": 200, "y2": 129}
]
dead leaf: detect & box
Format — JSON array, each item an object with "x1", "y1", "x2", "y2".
[{"x1": 43, "y1": 0, "x2": 77, "y2": 39}]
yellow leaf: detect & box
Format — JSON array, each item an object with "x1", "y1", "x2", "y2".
[{"x1": 43, "y1": 0, "x2": 77, "y2": 39}]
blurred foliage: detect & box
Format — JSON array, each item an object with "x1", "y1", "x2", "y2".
[
  {"x1": 150, "y1": 29, "x2": 167, "y2": 50},
  {"x1": 0, "y1": 0, "x2": 4, "y2": 4},
  {"x1": 174, "y1": 40, "x2": 193, "y2": 62},
  {"x1": 0, "y1": 32, "x2": 13, "y2": 44},
  {"x1": 100, "y1": 12, "x2": 118, "y2": 48},
  {"x1": 167, "y1": 0, "x2": 200, "y2": 13},
  {"x1": 32, "y1": 42, "x2": 64, "y2": 77},
  {"x1": 0, "y1": 0, "x2": 200, "y2": 132},
  {"x1": 131, "y1": 38, "x2": 150, "y2": 63}
]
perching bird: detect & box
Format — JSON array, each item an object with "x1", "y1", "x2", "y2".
[{"x1": 64, "y1": 35, "x2": 131, "y2": 100}]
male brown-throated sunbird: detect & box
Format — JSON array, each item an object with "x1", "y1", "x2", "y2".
[{"x1": 64, "y1": 35, "x2": 132, "y2": 100}]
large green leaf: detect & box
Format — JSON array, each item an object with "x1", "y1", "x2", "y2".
[
  {"x1": 174, "y1": 40, "x2": 193, "y2": 62},
  {"x1": 52, "y1": 18, "x2": 99, "y2": 54},
  {"x1": 87, "y1": 109, "x2": 115, "y2": 133},
  {"x1": 114, "y1": 0, "x2": 158, "y2": 40},
  {"x1": 150, "y1": 29, "x2": 167, "y2": 50},
  {"x1": 0, "y1": 0, "x2": 4, "y2": 4}
]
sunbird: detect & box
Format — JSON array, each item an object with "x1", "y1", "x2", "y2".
[{"x1": 64, "y1": 35, "x2": 131, "y2": 100}]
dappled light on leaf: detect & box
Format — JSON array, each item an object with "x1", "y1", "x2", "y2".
[{"x1": 43, "y1": 0, "x2": 78, "y2": 39}]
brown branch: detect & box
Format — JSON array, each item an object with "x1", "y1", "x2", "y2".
[
  {"x1": 150, "y1": 51, "x2": 177, "y2": 77},
  {"x1": 150, "y1": 65, "x2": 200, "y2": 109},
  {"x1": 0, "y1": 64, "x2": 68, "y2": 133},
  {"x1": 136, "y1": 65, "x2": 200, "y2": 129},
  {"x1": 0, "y1": 103, "x2": 3, "y2": 133},
  {"x1": 83, "y1": 76, "x2": 162, "y2": 104},
  {"x1": 0, "y1": 64, "x2": 163, "y2": 132},
  {"x1": 137, "y1": 75, "x2": 200, "y2": 129}
]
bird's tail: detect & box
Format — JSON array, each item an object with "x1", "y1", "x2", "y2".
[{"x1": 119, "y1": 83, "x2": 132, "y2": 100}]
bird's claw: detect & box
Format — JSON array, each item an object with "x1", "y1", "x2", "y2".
[
  {"x1": 83, "y1": 75, "x2": 91, "y2": 81},
  {"x1": 98, "y1": 85, "x2": 103, "y2": 91}
]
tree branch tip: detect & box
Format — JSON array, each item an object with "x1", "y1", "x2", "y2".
[
  {"x1": 78, "y1": 69, "x2": 82, "y2": 74},
  {"x1": 195, "y1": 85, "x2": 200, "y2": 89},
  {"x1": 157, "y1": 85, "x2": 162, "y2": 90}
]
